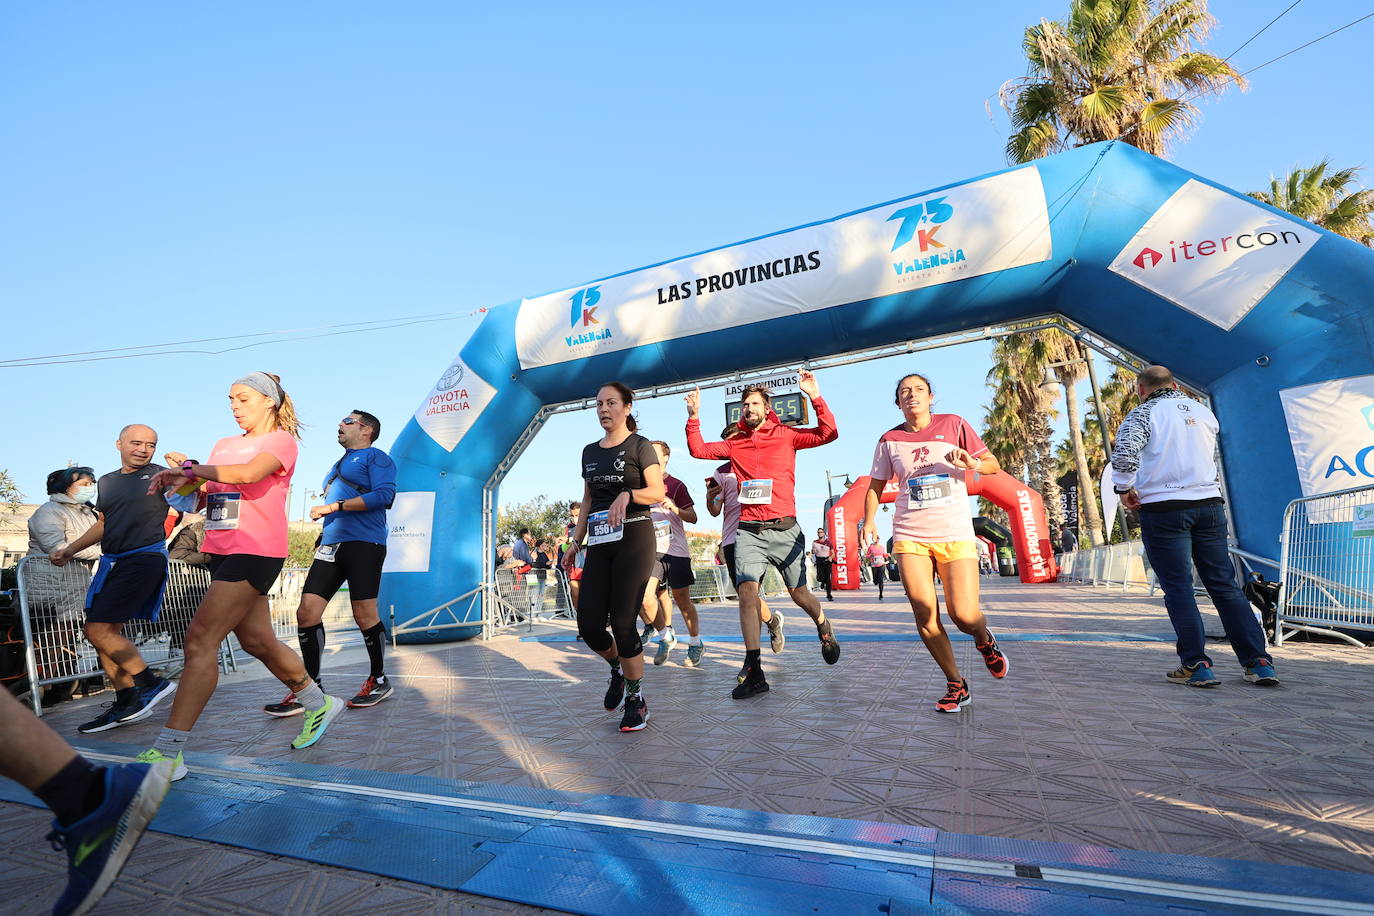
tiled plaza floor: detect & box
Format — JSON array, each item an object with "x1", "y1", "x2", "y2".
[{"x1": 5, "y1": 577, "x2": 1373, "y2": 913}]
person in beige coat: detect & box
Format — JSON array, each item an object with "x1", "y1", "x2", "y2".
[{"x1": 25, "y1": 467, "x2": 101, "y2": 705}]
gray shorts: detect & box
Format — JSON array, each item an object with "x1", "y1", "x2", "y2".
[{"x1": 733, "y1": 523, "x2": 806, "y2": 589}]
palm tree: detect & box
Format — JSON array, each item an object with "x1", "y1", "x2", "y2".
[
  {"x1": 1001, "y1": 0, "x2": 1244, "y2": 162},
  {"x1": 984, "y1": 334, "x2": 1064, "y2": 533},
  {"x1": 1041, "y1": 332, "x2": 1106, "y2": 547},
  {"x1": 1249, "y1": 160, "x2": 1374, "y2": 246}
]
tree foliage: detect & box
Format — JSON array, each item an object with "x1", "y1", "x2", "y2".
[
  {"x1": 0, "y1": 469, "x2": 22, "y2": 517},
  {"x1": 1250, "y1": 160, "x2": 1374, "y2": 246},
  {"x1": 1001, "y1": 0, "x2": 1243, "y2": 162},
  {"x1": 497, "y1": 494, "x2": 574, "y2": 546}
]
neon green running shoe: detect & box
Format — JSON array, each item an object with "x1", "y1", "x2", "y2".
[
  {"x1": 134, "y1": 748, "x2": 186, "y2": 782},
  {"x1": 291, "y1": 695, "x2": 343, "y2": 749}
]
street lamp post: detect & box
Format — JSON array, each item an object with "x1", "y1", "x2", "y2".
[
  {"x1": 824, "y1": 470, "x2": 853, "y2": 503},
  {"x1": 303, "y1": 489, "x2": 321, "y2": 523}
]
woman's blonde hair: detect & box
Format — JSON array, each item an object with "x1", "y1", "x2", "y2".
[{"x1": 263, "y1": 372, "x2": 302, "y2": 439}]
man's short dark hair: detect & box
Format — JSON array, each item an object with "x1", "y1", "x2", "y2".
[
  {"x1": 650, "y1": 440, "x2": 670, "y2": 458},
  {"x1": 1138, "y1": 366, "x2": 1174, "y2": 391},
  {"x1": 352, "y1": 409, "x2": 382, "y2": 443},
  {"x1": 519, "y1": 528, "x2": 530, "y2": 537},
  {"x1": 740, "y1": 384, "x2": 771, "y2": 406}
]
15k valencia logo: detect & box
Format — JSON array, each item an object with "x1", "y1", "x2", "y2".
[{"x1": 566, "y1": 285, "x2": 612, "y2": 348}]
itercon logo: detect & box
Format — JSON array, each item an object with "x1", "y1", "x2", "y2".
[
  {"x1": 887, "y1": 195, "x2": 967, "y2": 277},
  {"x1": 565, "y1": 285, "x2": 612, "y2": 348},
  {"x1": 1130, "y1": 229, "x2": 1304, "y2": 270}
]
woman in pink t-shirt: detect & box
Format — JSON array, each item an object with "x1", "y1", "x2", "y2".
[
  {"x1": 137, "y1": 372, "x2": 341, "y2": 779},
  {"x1": 862, "y1": 373, "x2": 1009, "y2": 714}
]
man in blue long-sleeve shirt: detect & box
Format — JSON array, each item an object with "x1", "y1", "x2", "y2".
[{"x1": 263, "y1": 410, "x2": 398, "y2": 717}]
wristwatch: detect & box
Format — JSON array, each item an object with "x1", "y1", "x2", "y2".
[
  {"x1": 1113, "y1": 486, "x2": 1133, "y2": 494},
  {"x1": 181, "y1": 459, "x2": 198, "y2": 480}
]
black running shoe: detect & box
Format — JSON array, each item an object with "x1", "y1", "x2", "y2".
[
  {"x1": 817, "y1": 620, "x2": 841, "y2": 665},
  {"x1": 347, "y1": 675, "x2": 394, "y2": 708},
  {"x1": 619, "y1": 695, "x2": 649, "y2": 732},
  {"x1": 604, "y1": 669, "x2": 625, "y2": 711},
  {"x1": 731, "y1": 666, "x2": 769, "y2": 699},
  {"x1": 78, "y1": 704, "x2": 132, "y2": 735}
]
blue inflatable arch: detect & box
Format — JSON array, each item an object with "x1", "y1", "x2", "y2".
[{"x1": 378, "y1": 140, "x2": 1374, "y2": 641}]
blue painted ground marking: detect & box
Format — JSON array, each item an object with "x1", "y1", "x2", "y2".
[
  {"x1": 3, "y1": 742, "x2": 1371, "y2": 914},
  {"x1": 520, "y1": 632, "x2": 1172, "y2": 644}
]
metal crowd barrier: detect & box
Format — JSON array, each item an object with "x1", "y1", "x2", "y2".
[
  {"x1": 15, "y1": 556, "x2": 227, "y2": 717},
  {"x1": 1277, "y1": 483, "x2": 1374, "y2": 647},
  {"x1": 1056, "y1": 541, "x2": 1159, "y2": 592},
  {"x1": 490, "y1": 567, "x2": 575, "y2": 633},
  {"x1": 472, "y1": 561, "x2": 791, "y2": 639}
]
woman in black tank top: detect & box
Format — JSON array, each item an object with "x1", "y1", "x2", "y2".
[{"x1": 563, "y1": 382, "x2": 665, "y2": 733}]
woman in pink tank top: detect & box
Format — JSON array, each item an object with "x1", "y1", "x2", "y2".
[
  {"x1": 137, "y1": 372, "x2": 343, "y2": 780},
  {"x1": 862, "y1": 373, "x2": 1009, "y2": 714}
]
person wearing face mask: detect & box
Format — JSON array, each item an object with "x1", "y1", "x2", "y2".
[
  {"x1": 262, "y1": 409, "x2": 397, "y2": 717},
  {"x1": 51, "y1": 426, "x2": 178, "y2": 734},
  {"x1": 26, "y1": 467, "x2": 101, "y2": 706}
]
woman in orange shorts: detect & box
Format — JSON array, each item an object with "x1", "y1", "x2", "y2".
[{"x1": 862, "y1": 373, "x2": 1008, "y2": 713}]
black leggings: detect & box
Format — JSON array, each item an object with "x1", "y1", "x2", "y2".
[{"x1": 577, "y1": 516, "x2": 656, "y2": 659}]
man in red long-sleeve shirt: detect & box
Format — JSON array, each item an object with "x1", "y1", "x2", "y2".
[{"x1": 686, "y1": 369, "x2": 842, "y2": 698}]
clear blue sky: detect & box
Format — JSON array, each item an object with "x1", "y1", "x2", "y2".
[{"x1": 2, "y1": 1, "x2": 1370, "y2": 541}]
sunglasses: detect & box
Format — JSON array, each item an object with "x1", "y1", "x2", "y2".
[{"x1": 340, "y1": 417, "x2": 368, "y2": 426}]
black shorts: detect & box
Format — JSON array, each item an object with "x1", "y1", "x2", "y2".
[
  {"x1": 723, "y1": 543, "x2": 737, "y2": 585},
  {"x1": 651, "y1": 553, "x2": 695, "y2": 591},
  {"x1": 86, "y1": 554, "x2": 167, "y2": 625},
  {"x1": 302, "y1": 541, "x2": 387, "y2": 602},
  {"x1": 207, "y1": 554, "x2": 285, "y2": 596}
]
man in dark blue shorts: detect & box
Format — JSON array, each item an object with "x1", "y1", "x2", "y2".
[
  {"x1": 264, "y1": 410, "x2": 397, "y2": 716},
  {"x1": 53, "y1": 424, "x2": 177, "y2": 734}
]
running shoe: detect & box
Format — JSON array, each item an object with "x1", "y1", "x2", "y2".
[
  {"x1": 604, "y1": 669, "x2": 626, "y2": 711},
  {"x1": 640, "y1": 622, "x2": 655, "y2": 645},
  {"x1": 1165, "y1": 663, "x2": 1219, "y2": 688},
  {"x1": 347, "y1": 675, "x2": 394, "y2": 708},
  {"x1": 291, "y1": 696, "x2": 343, "y2": 749},
  {"x1": 115, "y1": 678, "x2": 177, "y2": 724},
  {"x1": 684, "y1": 642, "x2": 705, "y2": 667},
  {"x1": 1243, "y1": 662, "x2": 1280, "y2": 686},
  {"x1": 619, "y1": 695, "x2": 649, "y2": 732},
  {"x1": 767, "y1": 611, "x2": 786, "y2": 653},
  {"x1": 263, "y1": 692, "x2": 304, "y2": 717},
  {"x1": 817, "y1": 620, "x2": 841, "y2": 665},
  {"x1": 736, "y1": 661, "x2": 749, "y2": 684},
  {"x1": 976, "y1": 633, "x2": 1008, "y2": 679},
  {"x1": 134, "y1": 748, "x2": 187, "y2": 782},
  {"x1": 48, "y1": 761, "x2": 174, "y2": 916},
  {"x1": 653, "y1": 636, "x2": 675, "y2": 666},
  {"x1": 731, "y1": 666, "x2": 769, "y2": 699},
  {"x1": 936, "y1": 679, "x2": 971, "y2": 713},
  {"x1": 77, "y1": 704, "x2": 132, "y2": 735}
]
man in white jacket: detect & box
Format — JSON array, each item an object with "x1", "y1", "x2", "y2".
[{"x1": 1111, "y1": 366, "x2": 1278, "y2": 689}]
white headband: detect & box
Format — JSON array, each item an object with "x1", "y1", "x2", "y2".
[{"x1": 233, "y1": 372, "x2": 283, "y2": 407}]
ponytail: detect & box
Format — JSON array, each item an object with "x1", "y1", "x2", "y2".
[{"x1": 264, "y1": 372, "x2": 303, "y2": 439}]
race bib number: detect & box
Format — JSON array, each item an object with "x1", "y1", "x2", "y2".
[
  {"x1": 908, "y1": 474, "x2": 957, "y2": 509},
  {"x1": 313, "y1": 543, "x2": 337, "y2": 563},
  {"x1": 739, "y1": 479, "x2": 774, "y2": 505},
  {"x1": 587, "y1": 510, "x2": 623, "y2": 545},
  {"x1": 205, "y1": 492, "x2": 242, "y2": 530},
  {"x1": 653, "y1": 518, "x2": 672, "y2": 553}
]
